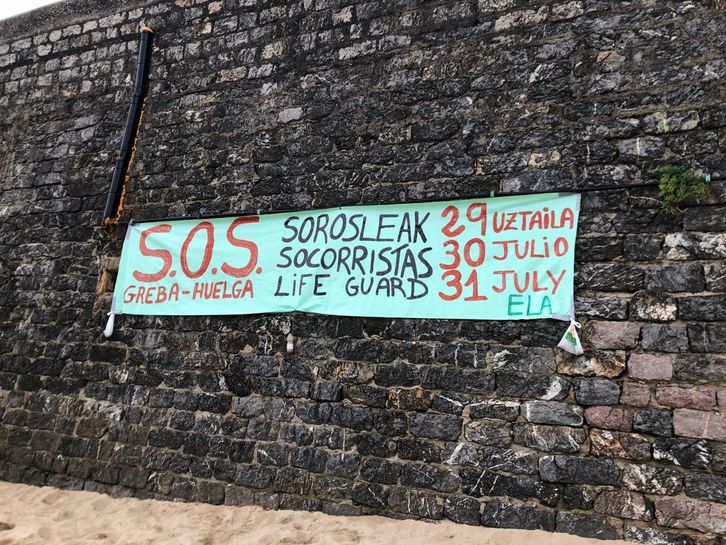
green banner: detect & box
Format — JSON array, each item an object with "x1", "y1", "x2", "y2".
[{"x1": 112, "y1": 193, "x2": 580, "y2": 320}]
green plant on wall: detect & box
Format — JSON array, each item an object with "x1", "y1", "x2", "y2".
[{"x1": 656, "y1": 165, "x2": 708, "y2": 213}]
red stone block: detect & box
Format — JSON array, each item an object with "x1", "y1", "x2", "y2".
[
  {"x1": 673, "y1": 409, "x2": 726, "y2": 441},
  {"x1": 655, "y1": 385, "x2": 717, "y2": 410},
  {"x1": 620, "y1": 382, "x2": 650, "y2": 407},
  {"x1": 627, "y1": 353, "x2": 673, "y2": 381},
  {"x1": 584, "y1": 406, "x2": 634, "y2": 432},
  {"x1": 655, "y1": 497, "x2": 726, "y2": 534}
]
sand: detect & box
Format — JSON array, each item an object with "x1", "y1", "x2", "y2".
[{"x1": 0, "y1": 482, "x2": 637, "y2": 545}]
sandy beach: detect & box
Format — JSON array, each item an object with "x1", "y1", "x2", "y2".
[{"x1": 0, "y1": 482, "x2": 639, "y2": 545}]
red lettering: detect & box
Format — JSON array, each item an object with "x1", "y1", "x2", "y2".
[
  {"x1": 493, "y1": 240, "x2": 515, "y2": 260},
  {"x1": 222, "y1": 216, "x2": 259, "y2": 278},
  {"x1": 123, "y1": 285, "x2": 137, "y2": 304},
  {"x1": 560, "y1": 207, "x2": 575, "y2": 229},
  {"x1": 547, "y1": 269, "x2": 566, "y2": 295},
  {"x1": 240, "y1": 279, "x2": 254, "y2": 298},
  {"x1": 133, "y1": 224, "x2": 172, "y2": 282},
  {"x1": 463, "y1": 270, "x2": 487, "y2": 301},
  {"x1": 156, "y1": 285, "x2": 167, "y2": 303},
  {"x1": 492, "y1": 270, "x2": 514, "y2": 293},
  {"x1": 463, "y1": 238, "x2": 485, "y2": 267},
  {"x1": 439, "y1": 240, "x2": 460, "y2": 270},
  {"x1": 465, "y1": 202, "x2": 487, "y2": 235},
  {"x1": 441, "y1": 206, "x2": 464, "y2": 237},
  {"x1": 513, "y1": 273, "x2": 529, "y2": 293},
  {"x1": 180, "y1": 221, "x2": 214, "y2": 278},
  {"x1": 554, "y1": 237, "x2": 569, "y2": 256},
  {"x1": 438, "y1": 270, "x2": 462, "y2": 301}
]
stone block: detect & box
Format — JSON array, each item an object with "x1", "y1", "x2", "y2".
[
  {"x1": 388, "y1": 487, "x2": 444, "y2": 519},
  {"x1": 539, "y1": 455, "x2": 619, "y2": 486},
  {"x1": 486, "y1": 346, "x2": 555, "y2": 375},
  {"x1": 272, "y1": 467, "x2": 310, "y2": 496},
  {"x1": 256, "y1": 443, "x2": 289, "y2": 466},
  {"x1": 624, "y1": 235, "x2": 662, "y2": 262},
  {"x1": 575, "y1": 378, "x2": 621, "y2": 405},
  {"x1": 444, "y1": 495, "x2": 480, "y2": 525},
  {"x1": 375, "y1": 364, "x2": 420, "y2": 387},
  {"x1": 589, "y1": 429, "x2": 651, "y2": 460},
  {"x1": 283, "y1": 424, "x2": 314, "y2": 446},
  {"x1": 396, "y1": 438, "x2": 441, "y2": 463},
  {"x1": 351, "y1": 482, "x2": 388, "y2": 509},
  {"x1": 645, "y1": 264, "x2": 705, "y2": 292},
  {"x1": 360, "y1": 458, "x2": 401, "y2": 485},
  {"x1": 291, "y1": 447, "x2": 327, "y2": 473},
  {"x1": 622, "y1": 463, "x2": 683, "y2": 495},
  {"x1": 354, "y1": 433, "x2": 395, "y2": 458},
  {"x1": 575, "y1": 296, "x2": 628, "y2": 320},
  {"x1": 556, "y1": 350, "x2": 626, "y2": 378},
  {"x1": 688, "y1": 323, "x2": 726, "y2": 353},
  {"x1": 628, "y1": 353, "x2": 674, "y2": 380},
  {"x1": 655, "y1": 497, "x2": 726, "y2": 534},
  {"x1": 630, "y1": 291, "x2": 677, "y2": 321},
  {"x1": 556, "y1": 512, "x2": 621, "y2": 540},
  {"x1": 235, "y1": 465, "x2": 275, "y2": 489},
  {"x1": 197, "y1": 481, "x2": 225, "y2": 505},
  {"x1": 584, "y1": 406, "x2": 634, "y2": 431},
  {"x1": 312, "y1": 382, "x2": 343, "y2": 402},
  {"x1": 495, "y1": 372, "x2": 569, "y2": 401},
  {"x1": 678, "y1": 296, "x2": 726, "y2": 321},
  {"x1": 479, "y1": 447, "x2": 538, "y2": 475},
  {"x1": 673, "y1": 409, "x2": 726, "y2": 441},
  {"x1": 461, "y1": 467, "x2": 561, "y2": 506},
  {"x1": 464, "y1": 418, "x2": 512, "y2": 447},
  {"x1": 521, "y1": 401, "x2": 583, "y2": 426},
  {"x1": 685, "y1": 472, "x2": 726, "y2": 504},
  {"x1": 563, "y1": 486, "x2": 595, "y2": 510},
  {"x1": 224, "y1": 485, "x2": 255, "y2": 507},
  {"x1": 584, "y1": 321, "x2": 641, "y2": 349},
  {"x1": 410, "y1": 413, "x2": 462, "y2": 441},
  {"x1": 674, "y1": 354, "x2": 726, "y2": 382},
  {"x1": 343, "y1": 384, "x2": 386, "y2": 408},
  {"x1": 401, "y1": 464, "x2": 460, "y2": 493},
  {"x1": 311, "y1": 476, "x2": 352, "y2": 503},
  {"x1": 594, "y1": 490, "x2": 653, "y2": 521},
  {"x1": 329, "y1": 404, "x2": 372, "y2": 431},
  {"x1": 327, "y1": 452, "x2": 360, "y2": 479},
  {"x1": 653, "y1": 438, "x2": 710, "y2": 469},
  {"x1": 469, "y1": 399, "x2": 519, "y2": 421},
  {"x1": 704, "y1": 263, "x2": 726, "y2": 291},
  {"x1": 513, "y1": 424, "x2": 586, "y2": 453},
  {"x1": 386, "y1": 388, "x2": 431, "y2": 412},
  {"x1": 431, "y1": 392, "x2": 468, "y2": 415},
  {"x1": 633, "y1": 408, "x2": 672, "y2": 437},
  {"x1": 641, "y1": 324, "x2": 689, "y2": 353},
  {"x1": 620, "y1": 382, "x2": 651, "y2": 407},
  {"x1": 656, "y1": 385, "x2": 717, "y2": 410},
  {"x1": 480, "y1": 499, "x2": 555, "y2": 531},
  {"x1": 442, "y1": 442, "x2": 480, "y2": 467},
  {"x1": 231, "y1": 397, "x2": 263, "y2": 417},
  {"x1": 622, "y1": 525, "x2": 698, "y2": 545},
  {"x1": 421, "y1": 367, "x2": 494, "y2": 394},
  {"x1": 373, "y1": 411, "x2": 408, "y2": 437}
]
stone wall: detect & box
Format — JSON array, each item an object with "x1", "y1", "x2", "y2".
[{"x1": 1, "y1": 0, "x2": 725, "y2": 542}]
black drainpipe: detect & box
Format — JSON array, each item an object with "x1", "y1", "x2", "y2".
[{"x1": 101, "y1": 25, "x2": 154, "y2": 226}]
